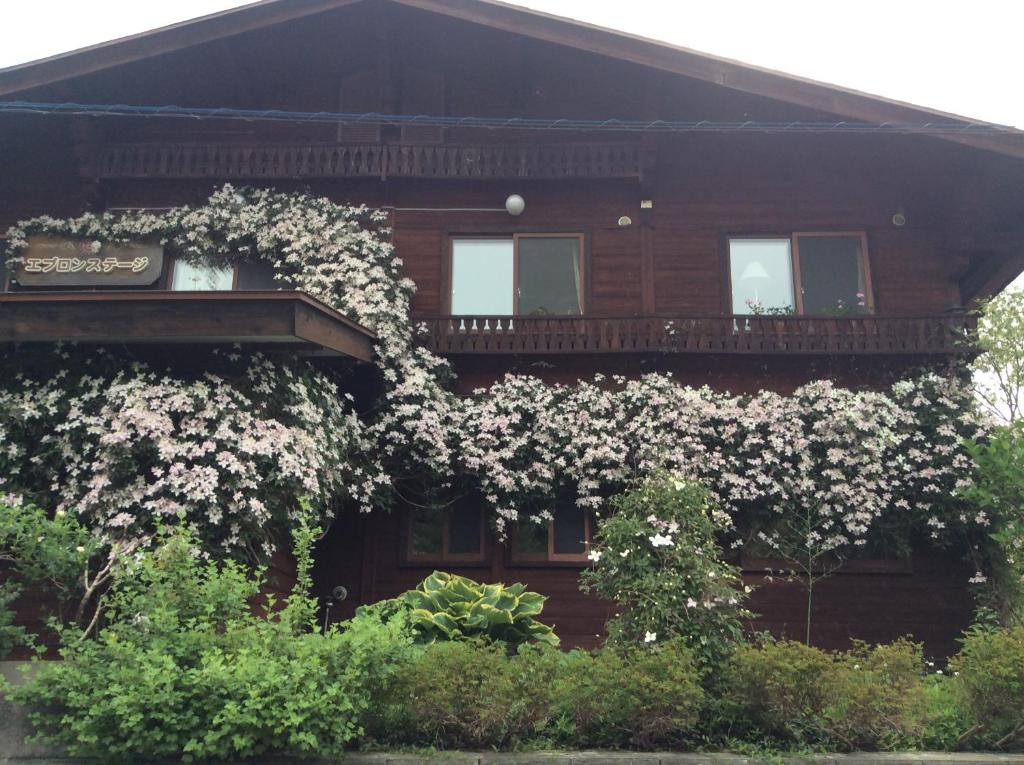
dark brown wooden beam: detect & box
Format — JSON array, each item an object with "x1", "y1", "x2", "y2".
[{"x1": 960, "y1": 250, "x2": 1024, "y2": 305}]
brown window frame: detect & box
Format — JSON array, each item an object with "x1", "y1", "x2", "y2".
[
  {"x1": 401, "y1": 505, "x2": 488, "y2": 567},
  {"x1": 725, "y1": 231, "x2": 874, "y2": 315},
  {"x1": 509, "y1": 510, "x2": 594, "y2": 566},
  {"x1": 446, "y1": 233, "x2": 587, "y2": 316}
]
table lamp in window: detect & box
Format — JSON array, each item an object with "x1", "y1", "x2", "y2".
[{"x1": 739, "y1": 260, "x2": 771, "y2": 305}]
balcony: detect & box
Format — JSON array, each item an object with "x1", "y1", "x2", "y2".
[{"x1": 413, "y1": 314, "x2": 976, "y2": 356}]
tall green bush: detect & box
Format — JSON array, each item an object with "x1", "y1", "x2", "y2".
[
  {"x1": 579, "y1": 473, "x2": 750, "y2": 667},
  {"x1": 7, "y1": 524, "x2": 416, "y2": 763}
]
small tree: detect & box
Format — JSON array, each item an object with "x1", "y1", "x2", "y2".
[
  {"x1": 0, "y1": 499, "x2": 140, "y2": 644},
  {"x1": 963, "y1": 287, "x2": 1024, "y2": 622},
  {"x1": 973, "y1": 288, "x2": 1024, "y2": 423},
  {"x1": 962, "y1": 425, "x2": 1024, "y2": 624},
  {"x1": 579, "y1": 473, "x2": 751, "y2": 669},
  {"x1": 749, "y1": 503, "x2": 847, "y2": 646}
]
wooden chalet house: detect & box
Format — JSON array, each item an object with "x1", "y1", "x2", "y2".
[{"x1": 2, "y1": 0, "x2": 1024, "y2": 653}]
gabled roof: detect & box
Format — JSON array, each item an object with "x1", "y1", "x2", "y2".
[{"x1": 2, "y1": 0, "x2": 1023, "y2": 159}]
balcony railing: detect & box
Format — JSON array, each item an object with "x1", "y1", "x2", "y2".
[
  {"x1": 95, "y1": 142, "x2": 641, "y2": 181},
  {"x1": 413, "y1": 314, "x2": 976, "y2": 355}
]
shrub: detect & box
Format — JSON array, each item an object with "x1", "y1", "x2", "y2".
[
  {"x1": 7, "y1": 524, "x2": 416, "y2": 763},
  {"x1": 917, "y1": 674, "x2": 971, "y2": 751},
  {"x1": 380, "y1": 639, "x2": 567, "y2": 749},
  {"x1": 950, "y1": 625, "x2": 1024, "y2": 748},
  {"x1": 579, "y1": 473, "x2": 750, "y2": 668},
  {"x1": 552, "y1": 639, "x2": 704, "y2": 749},
  {"x1": 370, "y1": 570, "x2": 559, "y2": 648},
  {"x1": 828, "y1": 639, "x2": 929, "y2": 750},
  {"x1": 0, "y1": 582, "x2": 27, "y2": 658},
  {"x1": 724, "y1": 638, "x2": 928, "y2": 750}
]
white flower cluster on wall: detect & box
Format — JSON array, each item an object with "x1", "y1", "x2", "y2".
[
  {"x1": 0, "y1": 348, "x2": 380, "y2": 557},
  {"x1": 0, "y1": 185, "x2": 989, "y2": 558}
]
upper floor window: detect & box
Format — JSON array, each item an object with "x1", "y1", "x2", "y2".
[
  {"x1": 170, "y1": 260, "x2": 234, "y2": 291},
  {"x1": 169, "y1": 259, "x2": 283, "y2": 291},
  {"x1": 728, "y1": 232, "x2": 873, "y2": 315},
  {"x1": 450, "y1": 234, "x2": 584, "y2": 316}
]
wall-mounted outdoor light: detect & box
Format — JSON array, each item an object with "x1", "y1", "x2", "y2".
[{"x1": 505, "y1": 194, "x2": 526, "y2": 216}]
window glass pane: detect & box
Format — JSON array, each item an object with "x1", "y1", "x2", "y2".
[
  {"x1": 729, "y1": 239, "x2": 794, "y2": 314},
  {"x1": 517, "y1": 237, "x2": 582, "y2": 315},
  {"x1": 451, "y1": 239, "x2": 513, "y2": 314},
  {"x1": 553, "y1": 503, "x2": 587, "y2": 555},
  {"x1": 517, "y1": 522, "x2": 548, "y2": 556},
  {"x1": 449, "y1": 501, "x2": 482, "y2": 555},
  {"x1": 797, "y1": 235, "x2": 867, "y2": 314},
  {"x1": 410, "y1": 508, "x2": 444, "y2": 557},
  {"x1": 171, "y1": 260, "x2": 234, "y2": 291},
  {"x1": 236, "y1": 260, "x2": 284, "y2": 290}
]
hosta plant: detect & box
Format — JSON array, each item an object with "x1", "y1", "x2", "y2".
[{"x1": 399, "y1": 571, "x2": 559, "y2": 648}]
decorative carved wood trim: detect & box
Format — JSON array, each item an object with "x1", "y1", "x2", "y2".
[
  {"x1": 413, "y1": 313, "x2": 977, "y2": 356},
  {"x1": 95, "y1": 142, "x2": 642, "y2": 181}
]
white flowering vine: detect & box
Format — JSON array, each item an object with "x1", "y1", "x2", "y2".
[{"x1": 0, "y1": 185, "x2": 991, "y2": 561}]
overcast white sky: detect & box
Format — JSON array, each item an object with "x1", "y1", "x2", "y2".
[{"x1": 2, "y1": 0, "x2": 1023, "y2": 129}]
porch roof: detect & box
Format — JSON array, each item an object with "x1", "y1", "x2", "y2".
[{"x1": 0, "y1": 290, "x2": 378, "y2": 361}]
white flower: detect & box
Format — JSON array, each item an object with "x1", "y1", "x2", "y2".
[
  {"x1": 587, "y1": 549, "x2": 602, "y2": 563},
  {"x1": 619, "y1": 548, "x2": 631, "y2": 558},
  {"x1": 685, "y1": 598, "x2": 698, "y2": 608},
  {"x1": 644, "y1": 631, "x2": 657, "y2": 643},
  {"x1": 649, "y1": 533, "x2": 673, "y2": 548},
  {"x1": 75, "y1": 546, "x2": 86, "y2": 553}
]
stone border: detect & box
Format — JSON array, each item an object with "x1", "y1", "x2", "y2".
[{"x1": 8, "y1": 753, "x2": 1024, "y2": 765}]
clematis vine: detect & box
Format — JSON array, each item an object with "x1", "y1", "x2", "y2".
[{"x1": 0, "y1": 185, "x2": 991, "y2": 563}]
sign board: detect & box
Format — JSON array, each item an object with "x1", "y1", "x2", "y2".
[{"x1": 11, "y1": 236, "x2": 164, "y2": 287}]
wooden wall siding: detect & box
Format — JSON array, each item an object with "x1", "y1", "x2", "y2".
[
  {"x1": 590, "y1": 225, "x2": 643, "y2": 315},
  {"x1": 311, "y1": 509, "x2": 974, "y2": 656}
]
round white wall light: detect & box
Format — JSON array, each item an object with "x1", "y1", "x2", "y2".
[{"x1": 505, "y1": 194, "x2": 526, "y2": 216}]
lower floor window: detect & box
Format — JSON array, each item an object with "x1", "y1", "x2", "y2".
[
  {"x1": 512, "y1": 503, "x2": 593, "y2": 563},
  {"x1": 405, "y1": 501, "x2": 485, "y2": 563}
]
